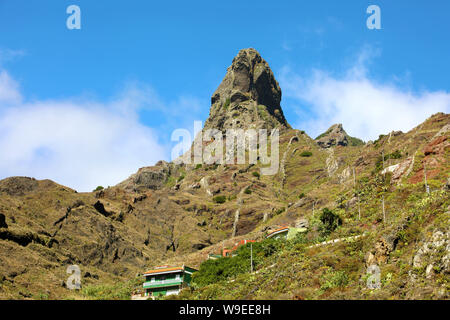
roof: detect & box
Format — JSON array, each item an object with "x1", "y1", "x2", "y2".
[
  {"x1": 144, "y1": 266, "x2": 183, "y2": 275},
  {"x1": 266, "y1": 226, "x2": 289, "y2": 238},
  {"x1": 143, "y1": 265, "x2": 197, "y2": 276}
]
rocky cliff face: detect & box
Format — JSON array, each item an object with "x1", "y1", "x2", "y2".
[{"x1": 204, "y1": 48, "x2": 290, "y2": 131}]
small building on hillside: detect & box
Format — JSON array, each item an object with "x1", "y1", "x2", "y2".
[
  {"x1": 207, "y1": 239, "x2": 256, "y2": 259},
  {"x1": 223, "y1": 239, "x2": 256, "y2": 257},
  {"x1": 266, "y1": 226, "x2": 307, "y2": 240},
  {"x1": 143, "y1": 265, "x2": 197, "y2": 298}
]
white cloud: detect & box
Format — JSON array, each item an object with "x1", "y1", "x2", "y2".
[
  {"x1": 0, "y1": 70, "x2": 22, "y2": 105},
  {"x1": 279, "y1": 51, "x2": 450, "y2": 141},
  {"x1": 0, "y1": 70, "x2": 168, "y2": 192}
]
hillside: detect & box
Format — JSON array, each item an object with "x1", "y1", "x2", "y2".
[{"x1": 0, "y1": 48, "x2": 448, "y2": 300}]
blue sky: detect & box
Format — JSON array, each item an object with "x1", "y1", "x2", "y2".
[{"x1": 0, "y1": 0, "x2": 449, "y2": 191}]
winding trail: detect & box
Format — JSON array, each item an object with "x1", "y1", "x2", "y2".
[{"x1": 306, "y1": 232, "x2": 367, "y2": 249}]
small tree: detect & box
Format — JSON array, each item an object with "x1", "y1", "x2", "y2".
[{"x1": 319, "y1": 208, "x2": 342, "y2": 236}]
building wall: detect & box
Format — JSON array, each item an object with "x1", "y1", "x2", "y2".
[{"x1": 145, "y1": 271, "x2": 183, "y2": 284}]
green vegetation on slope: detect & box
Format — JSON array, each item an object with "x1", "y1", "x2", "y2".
[{"x1": 169, "y1": 182, "x2": 449, "y2": 300}]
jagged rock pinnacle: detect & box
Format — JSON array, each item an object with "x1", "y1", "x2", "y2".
[{"x1": 203, "y1": 48, "x2": 290, "y2": 131}]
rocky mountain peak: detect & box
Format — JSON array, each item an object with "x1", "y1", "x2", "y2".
[
  {"x1": 315, "y1": 123, "x2": 364, "y2": 148},
  {"x1": 203, "y1": 48, "x2": 289, "y2": 131}
]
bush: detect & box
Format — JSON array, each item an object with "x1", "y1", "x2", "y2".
[
  {"x1": 94, "y1": 186, "x2": 104, "y2": 192},
  {"x1": 252, "y1": 171, "x2": 260, "y2": 179},
  {"x1": 320, "y1": 269, "x2": 349, "y2": 291},
  {"x1": 300, "y1": 151, "x2": 313, "y2": 157},
  {"x1": 319, "y1": 208, "x2": 342, "y2": 236},
  {"x1": 213, "y1": 195, "x2": 227, "y2": 204},
  {"x1": 195, "y1": 164, "x2": 202, "y2": 170},
  {"x1": 389, "y1": 150, "x2": 402, "y2": 159},
  {"x1": 244, "y1": 188, "x2": 252, "y2": 194},
  {"x1": 298, "y1": 193, "x2": 305, "y2": 199}
]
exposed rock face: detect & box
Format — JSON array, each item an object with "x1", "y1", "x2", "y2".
[
  {"x1": 315, "y1": 124, "x2": 364, "y2": 148},
  {"x1": 0, "y1": 213, "x2": 7, "y2": 229},
  {"x1": 204, "y1": 48, "x2": 289, "y2": 131},
  {"x1": 381, "y1": 158, "x2": 412, "y2": 183},
  {"x1": 423, "y1": 135, "x2": 448, "y2": 156},
  {"x1": 117, "y1": 160, "x2": 171, "y2": 191},
  {"x1": 410, "y1": 229, "x2": 450, "y2": 281},
  {"x1": 366, "y1": 237, "x2": 394, "y2": 266}
]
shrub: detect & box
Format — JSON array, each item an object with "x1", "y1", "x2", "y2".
[
  {"x1": 389, "y1": 150, "x2": 402, "y2": 159},
  {"x1": 298, "y1": 193, "x2": 305, "y2": 199},
  {"x1": 195, "y1": 164, "x2": 202, "y2": 170},
  {"x1": 213, "y1": 195, "x2": 227, "y2": 204},
  {"x1": 252, "y1": 171, "x2": 260, "y2": 179},
  {"x1": 320, "y1": 269, "x2": 349, "y2": 291},
  {"x1": 244, "y1": 188, "x2": 252, "y2": 194},
  {"x1": 94, "y1": 186, "x2": 104, "y2": 192},
  {"x1": 300, "y1": 151, "x2": 313, "y2": 157},
  {"x1": 319, "y1": 208, "x2": 342, "y2": 236}
]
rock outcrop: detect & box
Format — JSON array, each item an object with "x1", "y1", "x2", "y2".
[
  {"x1": 117, "y1": 160, "x2": 171, "y2": 191},
  {"x1": 315, "y1": 124, "x2": 364, "y2": 148},
  {"x1": 0, "y1": 213, "x2": 7, "y2": 229},
  {"x1": 204, "y1": 48, "x2": 290, "y2": 131}
]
